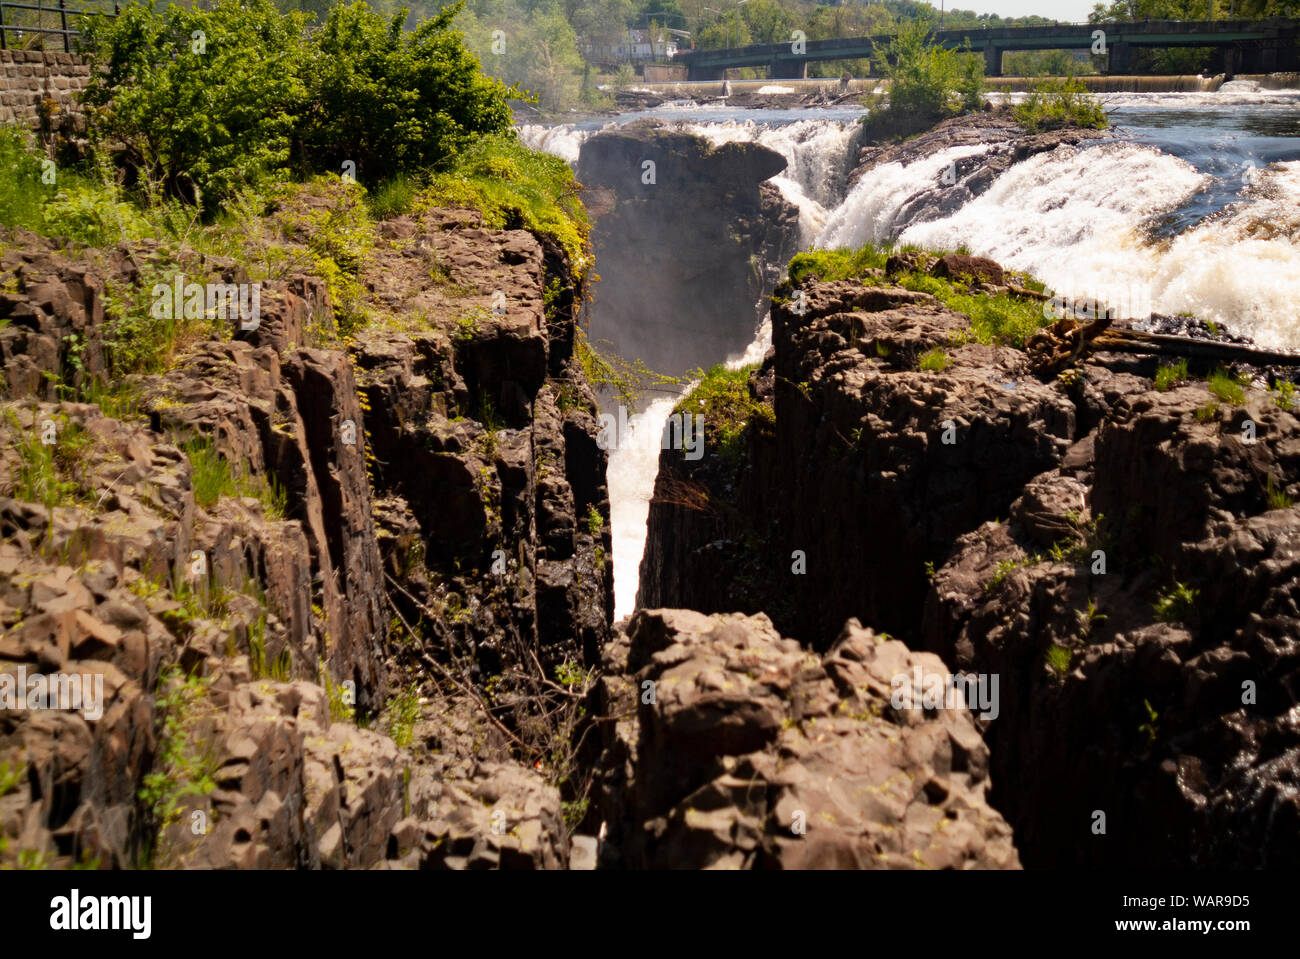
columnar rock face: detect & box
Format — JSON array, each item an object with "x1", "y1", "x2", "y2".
[
  {"x1": 0, "y1": 198, "x2": 609, "y2": 869},
  {"x1": 924, "y1": 384, "x2": 1300, "y2": 868},
  {"x1": 592, "y1": 608, "x2": 1020, "y2": 869},
  {"x1": 640, "y1": 253, "x2": 1300, "y2": 868},
  {"x1": 640, "y1": 266, "x2": 1076, "y2": 645},
  {"x1": 576, "y1": 122, "x2": 799, "y2": 376}
]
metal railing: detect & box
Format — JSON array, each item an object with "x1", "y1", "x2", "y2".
[{"x1": 0, "y1": 0, "x2": 118, "y2": 54}]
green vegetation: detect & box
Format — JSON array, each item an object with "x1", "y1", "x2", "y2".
[
  {"x1": 901, "y1": 272, "x2": 1046, "y2": 348},
  {"x1": 787, "y1": 243, "x2": 1050, "y2": 349},
  {"x1": 1267, "y1": 474, "x2": 1293, "y2": 511},
  {"x1": 1207, "y1": 368, "x2": 1247, "y2": 406},
  {"x1": 1138, "y1": 698, "x2": 1159, "y2": 746},
  {"x1": 79, "y1": 0, "x2": 514, "y2": 214},
  {"x1": 139, "y1": 667, "x2": 218, "y2": 857},
  {"x1": 182, "y1": 439, "x2": 287, "y2": 518},
  {"x1": 383, "y1": 684, "x2": 422, "y2": 749},
  {"x1": 1272, "y1": 379, "x2": 1296, "y2": 410},
  {"x1": 864, "y1": 19, "x2": 985, "y2": 138},
  {"x1": 679, "y1": 363, "x2": 774, "y2": 467},
  {"x1": 918, "y1": 347, "x2": 950, "y2": 372},
  {"x1": 585, "y1": 505, "x2": 604, "y2": 536},
  {"x1": 787, "y1": 246, "x2": 890, "y2": 285},
  {"x1": 575, "y1": 330, "x2": 680, "y2": 413},
  {"x1": 0, "y1": 760, "x2": 24, "y2": 798},
  {"x1": 6, "y1": 411, "x2": 92, "y2": 511},
  {"x1": 1004, "y1": 48, "x2": 1099, "y2": 77},
  {"x1": 1195, "y1": 401, "x2": 1220, "y2": 423},
  {"x1": 321, "y1": 664, "x2": 356, "y2": 724},
  {"x1": 1153, "y1": 581, "x2": 1199, "y2": 624},
  {"x1": 1154, "y1": 359, "x2": 1189, "y2": 392},
  {"x1": 1045, "y1": 644, "x2": 1072, "y2": 679},
  {"x1": 1014, "y1": 77, "x2": 1109, "y2": 133},
  {"x1": 418, "y1": 134, "x2": 590, "y2": 272}
]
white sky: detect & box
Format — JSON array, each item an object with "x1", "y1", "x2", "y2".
[{"x1": 947, "y1": 1, "x2": 1100, "y2": 22}]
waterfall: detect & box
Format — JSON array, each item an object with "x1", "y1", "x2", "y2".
[{"x1": 522, "y1": 92, "x2": 1300, "y2": 618}]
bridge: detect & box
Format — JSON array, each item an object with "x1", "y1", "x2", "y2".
[{"x1": 674, "y1": 18, "x2": 1300, "y2": 80}]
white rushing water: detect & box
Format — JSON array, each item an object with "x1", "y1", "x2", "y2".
[{"x1": 523, "y1": 90, "x2": 1300, "y2": 616}]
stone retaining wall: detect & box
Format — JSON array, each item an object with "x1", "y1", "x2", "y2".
[{"x1": 0, "y1": 49, "x2": 90, "y2": 130}]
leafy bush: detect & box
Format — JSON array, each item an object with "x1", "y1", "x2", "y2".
[
  {"x1": 300, "y1": 3, "x2": 515, "y2": 183},
  {"x1": 1014, "y1": 77, "x2": 1109, "y2": 133},
  {"x1": 79, "y1": 0, "x2": 311, "y2": 214},
  {"x1": 78, "y1": 0, "x2": 516, "y2": 214},
  {"x1": 867, "y1": 20, "x2": 984, "y2": 135}
]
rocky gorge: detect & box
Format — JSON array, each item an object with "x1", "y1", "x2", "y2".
[{"x1": 4, "y1": 83, "x2": 1300, "y2": 874}]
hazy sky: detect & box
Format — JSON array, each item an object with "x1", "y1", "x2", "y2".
[{"x1": 949, "y1": 0, "x2": 1100, "y2": 22}]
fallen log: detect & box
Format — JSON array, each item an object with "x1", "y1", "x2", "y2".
[
  {"x1": 1027, "y1": 315, "x2": 1300, "y2": 376},
  {"x1": 1091, "y1": 329, "x2": 1300, "y2": 369}
]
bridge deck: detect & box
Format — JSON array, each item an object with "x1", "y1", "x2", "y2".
[{"x1": 676, "y1": 18, "x2": 1300, "y2": 78}]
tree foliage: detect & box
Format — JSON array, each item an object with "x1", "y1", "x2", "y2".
[{"x1": 79, "y1": 0, "x2": 515, "y2": 212}]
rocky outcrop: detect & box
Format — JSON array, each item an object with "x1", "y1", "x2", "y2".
[
  {"x1": 923, "y1": 380, "x2": 1300, "y2": 868},
  {"x1": 0, "y1": 196, "x2": 609, "y2": 869},
  {"x1": 641, "y1": 250, "x2": 1300, "y2": 868},
  {"x1": 640, "y1": 263, "x2": 1076, "y2": 645},
  {"x1": 592, "y1": 608, "x2": 1020, "y2": 869},
  {"x1": 576, "y1": 121, "x2": 799, "y2": 376}
]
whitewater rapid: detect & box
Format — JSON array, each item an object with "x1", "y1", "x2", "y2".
[{"x1": 521, "y1": 91, "x2": 1300, "y2": 617}]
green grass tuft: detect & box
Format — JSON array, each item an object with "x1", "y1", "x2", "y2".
[
  {"x1": 1207, "y1": 369, "x2": 1246, "y2": 406},
  {"x1": 1154, "y1": 359, "x2": 1188, "y2": 392},
  {"x1": 918, "y1": 347, "x2": 950, "y2": 372}
]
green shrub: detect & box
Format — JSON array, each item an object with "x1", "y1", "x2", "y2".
[
  {"x1": 871, "y1": 20, "x2": 984, "y2": 123},
  {"x1": 1273, "y1": 379, "x2": 1296, "y2": 410},
  {"x1": 1014, "y1": 77, "x2": 1109, "y2": 133},
  {"x1": 79, "y1": 0, "x2": 311, "y2": 214},
  {"x1": 300, "y1": 3, "x2": 515, "y2": 184},
  {"x1": 78, "y1": 0, "x2": 516, "y2": 215},
  {"x1": 679, "y1": 363, "x2": 773, "y2": 467},
  {"x1": 1154, "y1": 359, "x2": 1188, "y2": 392}
]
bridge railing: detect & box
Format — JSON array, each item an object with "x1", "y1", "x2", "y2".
[{"x1": 0, "y1": 0, "x2": 118, "y2": 54}]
